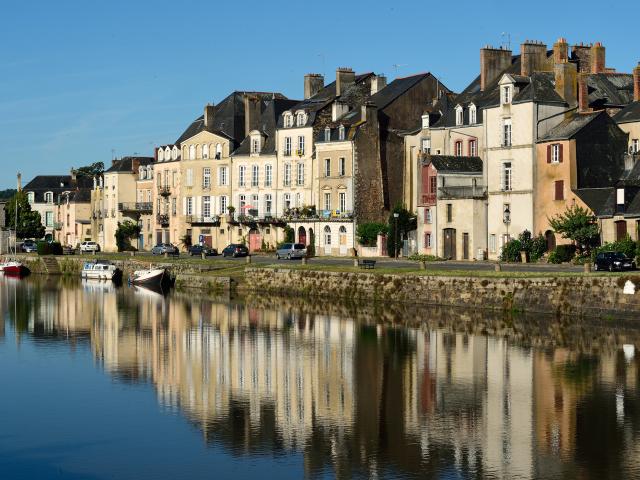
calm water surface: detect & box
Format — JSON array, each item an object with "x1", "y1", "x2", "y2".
[{"x1": 1, "y1": 276, "x2": 640, "y2": 479}]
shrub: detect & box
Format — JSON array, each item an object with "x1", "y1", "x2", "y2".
[
  {"x1": 37, "y1": 241, "x2": 62, "y2": 255},
  {"x1": 530, "y1": 234, "x2": 548, "y2": 262},
  {"x1": 548, "y1": 244, "x2": 577, "y2": 264},
  {"x1": 500, "y1": 239, "x2": 523, "y2": 262},
  {"x1": 407, "y1": 253, "x2": 440, "y2": 262},
  {"x1": 283, "y1": 225, "x2": 294, "y2": 243},
  {"x1": 356, "y1": 222, "x2": 388, "y2": 247}
]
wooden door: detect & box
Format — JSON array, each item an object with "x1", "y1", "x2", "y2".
[
  {"x1": 248, "y1": 231, "x2": 261, "y2": 253},
  {"x1": 616, "y1": 221, "x2": 627, "y2": 241},
  {"x1": 462, "y1": 233, "x2": 469, "y2": 260},
  {"x1": 443, "y1": 228, "x2": 456, "y2": 260}
]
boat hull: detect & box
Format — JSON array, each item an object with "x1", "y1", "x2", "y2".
[
  {"x1": 130, "y1": 269, "x2": 165, "y2": 286},
  {"x1": 3, "y1": 265, "x2": 29, "y2": 277}
]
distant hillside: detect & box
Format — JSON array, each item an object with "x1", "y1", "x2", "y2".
[{"x1": 0, "y1": 189, "x2": 16, "y2": 201}]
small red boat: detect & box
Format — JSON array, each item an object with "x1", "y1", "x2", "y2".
[{"x1": 1, "y1": 261, "x2": 30, "y2": 277}]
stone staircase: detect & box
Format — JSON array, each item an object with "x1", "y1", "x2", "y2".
[{"x1": 40, "y1": 256, "x2": 61, "y2": 275}]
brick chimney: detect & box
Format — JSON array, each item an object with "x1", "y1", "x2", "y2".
[
  {"x1": 553, "y1": 38, "x2": 569, "y2": 64},
  {"x1": 480, "y1": 46, "x2": 512, "y2": 91},
  {"x1": 304, "y1": 74, "x2": 324, "y2": 99},
  {"x1": 361, "y1": 101, "x2": 377, "y2": 122},
  {"x1": 243, "y1": 94, "x2": 262, "y2": 137},
  {"x1": 204, "y1": 103, "x2": 215, "y2": 128},
  {"x1": 554, "y1": 61, "x2": 578, "y2": 107},
  {"x1": 571, "y1": 43, "x2": 593, "y2": 73},
  {"x1": 370, "y1": 75, "x2": 387, "y2": 95},
  {"x1": 131, "y1": 158, "x2": 140, "y2": 173},
  {"x1": 578, "y1": 73, "x2": 590, "y2": 112},
  {"x1": 591, "y1": 42, "x2": 606, "y2": 74},
  {"x1": 633, "y1": 62, "x2": 640, "y2": 102},
  {"x1": 520, "y1": 40, "x2": 547, "y2": 77},
  {"x1": 336, "y1": 68, "x2": 355, "y2": 97}
]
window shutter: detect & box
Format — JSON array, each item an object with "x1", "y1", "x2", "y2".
[
  {"x1": 182, "y1": 197, "x2": 187, "y2": 215},
  {"x1": 547, "y1": 145, "x2": 551, "y2": 163},
  {"x1": 555, "y1": 180, "x2": 564, "y2": 200},
  {"x1": 559, "y1": 144, "x2": 564, "y2": 163}
]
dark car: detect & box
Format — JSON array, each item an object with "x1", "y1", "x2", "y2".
[
  {"x1": 221, "y1": 244, "x2": 249, "y2": 258},
  {"x1": 189, "y1": 244, "x2": 218, "y2": 256},
  {"x1": 594, "y1": 251, "x2": 636, "y2": 272},
  {"x1": 151, "y1": 243, "x2": 179, "y2": 256},
  {"x1": 62, "y1": 245, "x2": 76, "y2": 255},
  {"x1": 21, "y1": 239, "x2": 37, "y2": 253}
]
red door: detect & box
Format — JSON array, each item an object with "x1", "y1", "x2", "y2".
[{"x1": 248, "y1": 231, "x2": 261, "y2": 253}]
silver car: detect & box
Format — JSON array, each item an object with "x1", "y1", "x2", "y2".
[{"x1": 276, "y1": 243, "x2": 307, "y2": 259}]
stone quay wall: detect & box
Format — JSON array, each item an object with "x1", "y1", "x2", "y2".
[{"x1": 243, "y1": 267, "x2": 640, "y2": 319}]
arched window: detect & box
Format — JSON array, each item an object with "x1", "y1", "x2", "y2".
[
  {"x1": 171, "y1": 146, "x2": 178, "y2": 160},
  {"x1": 339, "y1": 225, "x2": 347, "y2": 234},
  {"x1": 189, "y1": 144, "x2": 196, "y2": 160},
  {"x1": 27, "y1": 192, "x2": 35, "y2": 204},
  {"x1": 195, "y1": 144, "x2": 202, "y2": 159},
  {"x1": 203, "y1": 143, "x2": 209, "y2": 159},
  {"x1": 338, "y1": 125, "x2": 345, "y2": 141},
  {"x1": 158, "y1": 149, "x2": 164, "y2": 161},
  {"x1": 215, "y1": 143, "x2": 222, "y2": 159},
  {"x1": 44, "y1": 192, "x2": 53, "y2": 204},
  {"x1": 147, "y1": 166, "x2": 153, "y2": 179},
  {"x1": 296, "y1": 111, "x2": 306, "y2": 126},
  {"x1": 324, "y1": 225, "x2": 332, "y2": 245}
]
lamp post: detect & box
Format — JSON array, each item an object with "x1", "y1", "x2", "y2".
[
  {"x1": 393, "y1": 212, "x2": 399, "y2": 259},
  {"x1": 503, "y1": 204, "x2": 511, "y2": 242}
]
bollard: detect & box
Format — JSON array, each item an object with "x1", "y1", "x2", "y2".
[
  {"x1": 201, "y1": 252, "x2": 206, "y2": 260},
  {"x1": 584, "y1": 262, "x2": 592, "y2": 273},
  {"x1": 495, "y1": 263, "x2": 501, "y2": 272},
  {"x1": 246, "y1": 255, "x2": 251, "y2": 264},
  {"x1": 164, "y1": 252, "x2": 169, "y2": 259},
  {"x1": 301, "y1": 257, "x2": 307, "y2": 265},
  {"x1": 420, "y1": 261, "x2": 427, "y2": 270},
  {"x1": 130, "y1": 251, "x2": 135, "y2": 257}
]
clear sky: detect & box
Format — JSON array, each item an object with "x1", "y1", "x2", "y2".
[{"x1": 1, "y1": 0, "x2": 639, "y2": 189}]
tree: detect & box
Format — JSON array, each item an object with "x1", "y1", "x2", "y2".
[
  {"x1": 114, "y1": 220, "x2": 141, "y2": 252},
  {"x1": 387, "y1": 205, "x2": 415, "y2": 258},
  {"x1": 0, "y1": 189, "x2": 17, "y2": 200},
  {"x1": 356, "y1": 222, "x2": 388, "y2": 246},
  {"x1": 75, "y1": 162, "x2": 104, "y2": 178},
  {"x1": 548, "y1": 205, "x2": 600, "y2": 254},
  {"x1": 5, "y1": 192, "x2": 45, "y2": 239},
  {"x1": 180, "y1": 233, "x2": 192, "y2": 251}
]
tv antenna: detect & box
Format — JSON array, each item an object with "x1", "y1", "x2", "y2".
[
  {"x1": 392, "y1": 63, "x2": 408, "y2": 75},
  {"x1": 501, "y1": 32, "x2": 511, "y2": 50}
]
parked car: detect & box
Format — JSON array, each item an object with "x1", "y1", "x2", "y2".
[
  {"x1": 80, "y1": 241, "x2": 100, "y2": 253},
  {"x1": 151, "y1": 243, "x2": 179, "y2": 256},
  {"x1": 276, "y1": 243, "x2": 307, "y2": 259},
  {"x1": 21, "y1": 239, "x2": 37, "y2": 253},
  {"x1": 221, "y1": 244, "x2": 249, "y2": 258},
  {"x1": 594, "y1": 251, "x2": 636, "y2": 271},
  {"x1": 189, "y1": 244, "x2": 218, "y2": 256},
  {"x1": 62, "y1": 245, "x2": 76, "y2": 255}
]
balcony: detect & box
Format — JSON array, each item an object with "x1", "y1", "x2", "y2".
[
  {"x1": 158, "y1": 185, "x2": 171, "y2": 196},
  {"x1": 157, "y1": 214, "x2": 170, "y2": 226},
  {"x1": 53, "y1": 221, "x2": 63, "y2": 230},
  {"x1": 118, "y1": 202, "x2": 153, "y2": 214},
  {"x1": 438, "y1": 186, "x2": 487, "y2": 200},
  {"x1": 186, "y1": 215, "x2": 220, "y2": 225},
  {"x1": 420, "y1": 193, "x2": 437, "y2": 205}
]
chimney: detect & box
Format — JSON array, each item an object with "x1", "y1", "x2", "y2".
[
  {"x1": 17, "y1": 172, "x2": 22, "y2": 192},
  {"x1": 304, "y1": 74, "x2": 324, "y2": 99},
  {"x1": 553, "y1": 37, "x2": 569, "y2": 64},
  {"x1": 633, "y1": 62, "x2": 640, "y2": 102},
  {"x1": 204, "y1": 103, "x2": 215, "y2": 128},
  {"x1": 591, "y1": 42, "x2": 606, "y2": 74},
  {"x1": 70, "y1": 168, "x2": 77, "y2": 182},
  {"x1": 370, "y1": 75, "x2": 387, "y2": 95},
  {"x1": 361, "y1": 101, "x2": 377, "y2": 123},
  {"x1": 480, "y1": 46, "x2": 512, "y2": 91},
  {"x1": 243, "y1": 94, "x2": 262, "y2": 137},
  {"x1": 554, "y1": 61, "x2": 578, "y2": 107},
  {"x1": 131, "y1": 158, "x2": 140, "y2": 173},
  {"x1": 520, "y1": 40, "x2": 547, "y2": 77},
  {"x1": 571, "y1": 43, "x2": 593, "y2": 73},
  {"x1": 336, "y1": 68, "x2": 355, "y2": 97},
  {"x1": 578, "y1": 73, "x2": 590, "y2": 112}
]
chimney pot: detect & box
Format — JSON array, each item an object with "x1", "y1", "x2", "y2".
[{"x1": 591, "y1": 42, "x2": 606, "y2": 74}]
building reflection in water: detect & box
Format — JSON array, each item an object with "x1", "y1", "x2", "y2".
[{"x1": 4, "y1": 277, "x2": 640, "y2": 479}]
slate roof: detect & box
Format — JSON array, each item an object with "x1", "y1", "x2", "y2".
[
  {"x1": 614, "y1": 101, "x2": 640, "y2": 124},
  {"x1": 574, "y1": 187, "x2": 615, "y2": 216},
  {"x1": 176, "y1": 91, "x2": 287, "y2": 146},
  {"x1": 105, "y1": 156, "x2": 154, "y2": 173},
  {"x1": 370, "y1": 73, "x2": 433, "y2": 110},
  {"x1": 23, "y1": 175, "x2": 93, "y2": 203},
  {"x1": 586, "y1": 73, "x2": 635, "y2": 109},
  {"x1": 618, "y1": 158, "x2": 640, "y2": 187},
  {"x1": 421, "y1": 155, "x2": 483, "y2": 174},
  {"x1": 538, "y1": 111, "x2": 602, "y2": 142},
  {"x1": 233, "y1": 98, "x2": 300, "y2": 156}
]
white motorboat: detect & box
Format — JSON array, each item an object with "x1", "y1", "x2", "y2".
[
  {"x1": 129, "y1": 268, "x2": 166, "y2": 286},
  {"x1": 81, "y1": 260, "x2": 122, "y2": 281}
]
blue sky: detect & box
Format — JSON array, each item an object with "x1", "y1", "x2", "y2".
[{"x1": 1, "y1": 0, "x2": 639, "y2": 189}]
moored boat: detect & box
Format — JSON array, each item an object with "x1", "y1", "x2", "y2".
[
  {"x1": 81, "y1": 260, "x2": 122, "y2": 281},
  {"x1": 129, "y1": 268, "x2": 166, "y2": 286},
  {"x1": 1, "y1": 261, "x2": 30, "y2": 277}
]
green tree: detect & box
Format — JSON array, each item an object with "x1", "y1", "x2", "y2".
[
  {"x1": 180, "y1": 233, "x2": 192, "y2": 251},
  {"x1": 114, "y1": 220, "x2": 141, "y2": 252},
  {"x1": 0, "y1": 189, "x2": 17, "y2": 200},
  {"x1": 5, "y1": 192, "x2": 45, "y2": 239},
  {"x1": 548, "y1": 205, "x2": 600, "y2": 254},
  {"x1": 387, "y1": 205, "x2": 415, "y2": 258},
  {"x1": 356, "y1": 222, "x2": 388, "y2": 246},
  {"x1": 75, "y1": 162, "x2": 104, "y2": 178}
]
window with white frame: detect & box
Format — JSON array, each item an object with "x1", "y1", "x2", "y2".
[
  {"x1": 284, "y1": 113, "x2": 293, "y2": 128},
  {"x1": 203, "y1": 144, "x2": 209, "y2": 159},
  {"x1": 189, "y1": 145, "x2": 196, "y2": 160},
  {"x1": 551, "y1": 144, "x2": 561, "y2": 163},
  {"x1": 284, "y1": 137, "x2": 292, "y2": 156},
  {"x1": 324, "y1": 192, "x2": 331, "y2": 211},
  {"x1": 295, "y1": 192, "x2": 301, "y2": 207},
  {"x1": 339, "y1": 157, "x2": 346, "y2": 176},
  {"x1": 44, "y1": 192, "x2": 53, "y2": 204},
  {"x1": 339, "y1": 192, "x2": 346, "y2": 212},
  {"x1": 238, "y1": 165, "x2": 246, "y2": 186},
  {"x1": 284, "y1": 163, "x2": 291, "y2": 186},
  {"x1": 252, "y1": 165, "x2": 259, "y2": 187},
  {"x1": 45, "y1": 211, "x2": 53, "y2": 226},
  {"x1": 186, "y1": 197, "x2": 193, "y2": 215},
  {"x1": 172, "y1": 171, "x2": 178, "y2": 187},
  {"x1": 251, "y1": 194, "x2": 258, "y2": 214},
  {"x1": 424, "y1": 232, "x2": 432, "y2": 248},
  {"x1": 265, "y1": 194, "x2": 272, "y2": 215},
  {"x1": 324, "y1": 127, "x2": 331, "y2": 142},
  {"x1": 203, "y1": 196, "x2": 211, "y2": 218},
  {"x1": 296, "y1": 163, "x2": 304, "y2": 186},
  {"x1": 501, "y1": 162, "x2": 512, "y2": 191},
  {"x1": 455, "y1": 141, "x2": 463, "y2": 156},
  {"x1": 425, "y1": 208, "x2": 432, "y2": 224},
  {"x1": 218, "y1": 166, "x2": 228, "y2": 186},
  {"x1": 489, "y1": 234, "x2": 497, "y2": 253},
  {"x1": 296, "y1": 112, "x2": 306, "y2": 126},
  {"x1": 215, "y1": 144, "x2": 222, "y2": 159},
  {"x1": 140, "y1": 168, "x2": 146, "y2": 180},
  {"x1": 502, "y1": 118, "x2": 512, "y2": 146},
  {"x1": 172, "y1": 147, "x2": 178, "y2": 160},
  {"x1": 469, "y1": 139, "x2": 477, "y2": 156},
  {"x1": 455, "y1": 106, "x2": 463, "y2": 126},
  {"x1": 251, "y1": 137, "x2": 261, "y2": 154},
  {"x1": 203, "y1": 167, "x2": 211, "y2": 188},
  {"x1": 501, "y1": 85, "x2": 512, "y2": 104},
  {"x1": 158, "y1": 149, "x2": 164, "y2": 161},
  {"x1": 324, "y1": 225, "x2": 331, "y2": 245},
  {"x1": 284, "y1": 193, "x2": 291, "y2": 210},
  {"x1": 338, "y1": 125, "x2": 345, "y2": 141},
  {"x1": 219, "y1": 195, "x2": 227, "y2": 214},
  {"x1": 324, "y1": 158, "x2": 331, "y2": 177},
  {"x1": 239, "y1": 194, "x2": 246, "y2": 211},
  {"x1": 265, "y1": 165, "x2": 272, "y2": 186},
  {"x1": 186, "y1": 168, "x2": 193, "y2": 187},
  {"x1": 297, "y1": 136, "x2": 305, "y2": 156},
  {"x1": 469, "y1": 104, "x2": 477, "y2": 124},
  {"x1": 421, "y1": 114, "x2": 429, "y2": 129}
]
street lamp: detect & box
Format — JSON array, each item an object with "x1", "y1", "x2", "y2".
[
  {"x1": 393, "y1": 212, "x2": 399, "y2": 259},
  {"x1": 503, "y1": 204, "x2": 511, "y2": 241}
]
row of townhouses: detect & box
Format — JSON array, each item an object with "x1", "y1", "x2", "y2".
[{"x1": 19, "y1": 38, "x2": 640, "y2": 259}]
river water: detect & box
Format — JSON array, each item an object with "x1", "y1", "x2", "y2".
[{"x1": 1, "y1": 276, "x2": 640, "y2": 479}]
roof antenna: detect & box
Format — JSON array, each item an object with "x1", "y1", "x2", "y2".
[
  {"x1": 392, "y1": 64, "x2": 408, "y2": 77},
  {"x1": 501, "y1": 32, "x2": 511, "y2": 50}
]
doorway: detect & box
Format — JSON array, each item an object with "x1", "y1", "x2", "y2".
[
  {"x1": 339, "y1": 226, "x2": 347, "y2": 255},
  {"x1": 443, "y1": 228, "x2": 456, "y2": 259},
  {"x1": 462, "y1": 232, "x2": 469, "y2": 260},
  {"x1": 298, "y1": 226, "x2": 307, "y2": 245}
]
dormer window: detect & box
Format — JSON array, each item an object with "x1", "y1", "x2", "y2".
[
  {"x1": 501, "y1": 85, "x2": 512, "y2": 105},
  {"x1": 455, "y1": 106, "x2": 463, "y2": 126},
  {"x1": 251, "y1": 136, "x2": 261, "y2": 154},
  {"x1": 203, "y1": 143, "x2": 209, "y2": 159},
  {"x1": 27, "y1": 192, "x2": 34, "y2": 204},
  {"x1": 324, "y1": 127, "x2": 331, "y2": 142},
  {"x1": 284, "y1": 113, "x2": 293, "y2": 128},
  {"x1": 147, "y1": 166, "x2": 153, "y2": 179},
  {"x1": 165, "y1": 147, "x2": 172, "y2": 160},
  {"x1": 421, "y1": 114, "x2": 429, "y2": 129},
  {"x1": 215, "y1": 143, "x2": 222, "y2": 159},
  {"x1": 44, "y1": 192, "x2": 53, "y2": 204},
  {"x1": 158, "y1": 149, "x2": 164, "y2": 161},
  {"x1": 338, "y1": 125, "x2": 345, "y2": 141},
  {"x1": 296, "y1": 111, "x2": 306, "y2": 127},
  {"x1": 469, "y1": 104, "x2": 477, "y2": 124},
  {"x1": 140, "y1": 168, "x2": 146, "y2": 180}
]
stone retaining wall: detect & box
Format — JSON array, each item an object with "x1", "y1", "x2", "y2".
[{"x1": 243, "y1": 268, "x2": 640, "y2": 319}]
